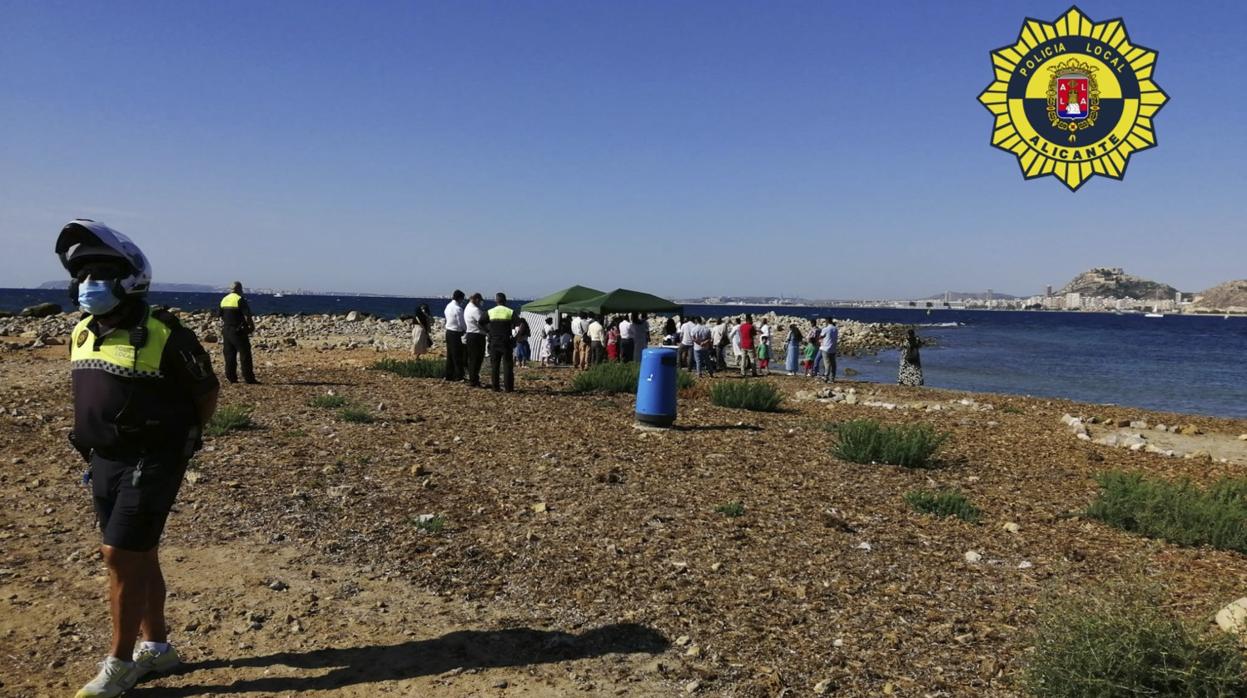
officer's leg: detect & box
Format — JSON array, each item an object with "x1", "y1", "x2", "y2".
[
  {"x1": 490, "y1": 347, "x2": 502, "y2": 390},
  {"x1": 139, "y1": 547, "x2": 168, "y2": 643},
  {"x1": 239, "y1": 333, "x2": 257, "y2": 383},
  {"x1": 103, "y1": 545, "x2": 150, "y2": 659},
  {"x1": 222, "y1": 331, "x2": 238, "y2": 383},
  {"x1": 503, "y1": 347, "x2": 515, "y2": 392}
]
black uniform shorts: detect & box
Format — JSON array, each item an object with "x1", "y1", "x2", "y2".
[{"x1": 91, "y1": 450, "x2": 188, "y2": 552}]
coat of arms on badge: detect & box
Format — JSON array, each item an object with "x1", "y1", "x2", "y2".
[{"x1": 977, "y1": 6, "x2": 1168, "y2": 191}]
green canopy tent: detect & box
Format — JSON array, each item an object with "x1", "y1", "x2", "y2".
[
  {"x1": 558, "y1": 288, "x2": 683, "y2": 315},
  {"x1": 519, "y1": 285, "x2": 606, "y2": 315}
]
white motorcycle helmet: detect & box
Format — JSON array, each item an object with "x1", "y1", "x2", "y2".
[{"x1": 55, "y1": 219, "x2": 152, "y2": 303}]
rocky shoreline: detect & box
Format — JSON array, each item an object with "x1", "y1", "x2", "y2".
[{"x1": 0, "y1": 308, "x2": 917, "y2": 355}]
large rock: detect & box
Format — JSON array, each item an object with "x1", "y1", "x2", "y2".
[
  {"x1": 345, "y1": 310, "x2": 363, "y2": 322},
  {"x1": 20, "y1": 303, "x2": 62, "y2": 318},
  {"x1": 1215, "y1": 597, "x2": 1247, "y2": 638}
]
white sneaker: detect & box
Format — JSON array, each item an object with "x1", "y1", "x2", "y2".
[
  {"x1": 75, "y1": 657, "x2": 139, "y2": 698},
  {"x1": 133, "y1": 642, "x2": 181, "y2": 677}
]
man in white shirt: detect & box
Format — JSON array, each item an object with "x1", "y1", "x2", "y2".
[
  {"x1": 443, "y1": 290, "x2": 467, "y2": 382},
  {"x1": 692, "y1": 317, "x2": 715, "y2": 377},
  {"x1": 463, "y1": 292, "x2": 487, "y2": 387},
  {"x1": 571, "y1": 313, "x2": 587, "y2": 369},
  {"x1": 618, "y1": 315, "x2": 634, "y2": 364},
  {"x1": 710, "y1": 318, "x2": 727, "y2": 372},
  {"x1": 678, "y1": 317, "x2": 696, "y2": 370},
  {"x1": 586, "y1": 314, "x2": 606, "y2": 365}
]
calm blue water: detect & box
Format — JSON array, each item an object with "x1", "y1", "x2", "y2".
[{"x1": 5, "y1": 289, "x2": 1245, "y2": 418}]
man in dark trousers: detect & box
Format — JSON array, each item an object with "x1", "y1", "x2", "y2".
[
  {"x1": 463, "y1": 292, "x2": 487, "y2": 387},
  {"x1": 485, "y1": 292, "x2": 516, "y2": 392},
  {"x1": 56, "y1": 220, "x2": 219, "y2": 698},
  {"x1": 218, "y1": 281, "x2": 258, "y2": 384},
  {"x1": 442, "y1": 290, "x2": 467, "y2": 381}
]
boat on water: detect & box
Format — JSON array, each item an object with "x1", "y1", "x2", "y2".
[
  {"x1": 273, "y1": 292, "x2": 285, "y2": 298},
  {"x1": 1144, "y1": 312, "x2": 1164, "y2": 318}
]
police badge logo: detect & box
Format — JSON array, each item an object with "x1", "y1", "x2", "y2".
[
  {"x1": 977, "y1": 6, "x2": 1168, "y2": 191},
  {"x1": 76, "y1": 330, "x2": 88, "y2": 348}
]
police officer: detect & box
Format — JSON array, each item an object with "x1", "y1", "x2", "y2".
[
  {"x1": 485, "y1": 292, "x2": 517, "y2": 392},
  {"x1": 56, "y1": 220, "x2": 220, "y2": 698},
  {"x1": 218, "y1": 281, "x2": 259, "y2": 384}
]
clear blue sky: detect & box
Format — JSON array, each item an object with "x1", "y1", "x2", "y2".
[{"x1": 1, "y1": 1, "x2": 1243, "y2": 299}]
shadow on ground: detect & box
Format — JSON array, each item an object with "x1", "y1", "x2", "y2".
[{"x1": 132, "y1": 623, "x2": 668, "y2": 695}]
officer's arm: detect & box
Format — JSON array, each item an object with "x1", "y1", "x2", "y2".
[
  {"x1": 195, "y1": 386, "x2": 219, "y2": 426},
  {"x1": 161, "y1": 323, "x2": 222, "y2": 426},
  {"x1": 240, "y1": 297, "x2": 256, "y2": 333}
]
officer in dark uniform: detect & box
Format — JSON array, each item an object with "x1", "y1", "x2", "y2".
[
  {"x1": 56, "y1": 220, "x2": 220, "y2": 698},
  {"x1": 485, "y1": 292, "x2": 517, "y2": 392},
  {"x1": 218, "y1": 281, "x2": 258, "y2": 384}
]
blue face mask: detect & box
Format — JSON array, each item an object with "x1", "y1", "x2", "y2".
[{"x1": 78, "y1": 280, "x2": 122, "y2": 315}]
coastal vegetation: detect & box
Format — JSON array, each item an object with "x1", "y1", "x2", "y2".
[
  {"x1": 832, "y1": 419, "x2": 949, "y2": 468},
  {"x1": 714, "y1": 501, "x2": 745, "y2": 518},
  {"x1": 371, "y1": 357, "x2": 446, "y2": 379},
  {"x1": 1022, "y1": 578, "x2": 1247, "y2": 697},
  {"x1": 205, "y1": 404, "x2": 254, "y2": 436},
  {"x1": 1086, "y1": 472, "x2": 1247, "y2": 554},
  {"x1": 904, "y1": 488, "x2": 980, "y2": 523},
  {"x1": 337, "y1": 407, "x2": 376, "y2": 424},
  {"x1": 709, "y1": 381, "x2": 783, "y2": 412},
  {"x1": 570, "y1": 362, "x2": 695, "y2": 394},
  {"x1": 307, "y1": 393, "x2": 348, "y2": 409}
]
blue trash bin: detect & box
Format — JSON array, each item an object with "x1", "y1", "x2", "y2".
[{"x1": 636, "y1": 347, "x2": 678, "y2": 427}]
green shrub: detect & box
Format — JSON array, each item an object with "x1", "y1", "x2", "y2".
[
  {"x1": 570, "y1": 363, "x2": 695, "y2": 394},
  {"x1": 412, "y1": 515, "x2": 446, "y2": 533},
  {"x1": 715, "y1": 501, "x2": 745, "y2": 517},
  {"x1": 1086, "y1": 472, "x2": 1247, "y2": 554},
  {"x1": 371, "y1": 357, "x2": 446, "y2": 379},
  {"x1": 832, "y1": 419, "x2": 948, "y2": 468},
  {"x1": 205, "y1": 405, "x2": 253, "y2": 436},
  {"x1": 1022, "y1": 579, "x2": 1247, "y2": 697},
  {"x1": 904, "y1": 488, "x2": 980, "y2": 523},
  {"x1": 338, "y1": 407, "x2": 375, "y2": 424},
  {"x1": 308, "y1": 394, "x2": 348, "y2": 408},
  {"x1": 709, "y1": 381, "x2": 783, "y2": 412}
]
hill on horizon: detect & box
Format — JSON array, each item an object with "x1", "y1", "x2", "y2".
[
  {"x1": 36, "y1": 280, "x2": 223, "y2": 293},
  {"x1": 1057, "y1": 267, "x2": 1177, "y2": 300},
  {"x1": 1195, "y1": 279, "x2": 1247, "y2": 310}
]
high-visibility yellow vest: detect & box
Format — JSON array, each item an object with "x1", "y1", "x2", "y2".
[
  {"x1": 71, "y1": 311, "x2": 173, "y2": 379},
  {"x1": 220, "y1": 293, "x2": 242, "y2": 309},
  {"x1": 487, "y1": 306, "x2": 514, "y2": 321}
]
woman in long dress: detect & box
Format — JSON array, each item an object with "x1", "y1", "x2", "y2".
[
  {"x1": 784, "y1": 324, "x2": 801, "y2": 375},
  {"x1": 898, "y1": 328, "x2": 923, "y2": 386},
  {"x1": 411, "y1": 304, "x2": 433, "y2": 357}
]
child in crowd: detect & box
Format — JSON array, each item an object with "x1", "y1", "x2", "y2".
[
  {"x1": 802, "y1": 339, "x2": 816, "y2": 376},
  {"x1": 756, "y1": 339, "x2": 770, "y2": 375}
]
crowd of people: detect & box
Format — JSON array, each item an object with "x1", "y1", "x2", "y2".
[
  {"x1": 407, "y1": 298, "x2": 926, "y2": 386},
  {"x1": 410, "y1": 298, "x2": 927, "y2": 387}
]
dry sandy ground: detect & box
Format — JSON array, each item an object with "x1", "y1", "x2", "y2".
[{"x1": 2, "y1": 342, "x2": 1246, "y2": 697}]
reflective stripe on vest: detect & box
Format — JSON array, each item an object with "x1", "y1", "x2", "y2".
[
  {"x1": 487, "y1": 306, "x2": 513, "y2": 321},
  {"x1": 70, "y1": 314, "x2": 172, "y2": 379},
  {"x1": 220, "y1": 293, "x2": 242, "y2": 309}
]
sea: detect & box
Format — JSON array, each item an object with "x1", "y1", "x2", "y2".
[{"x1": 4, "y1": 288, "x2": 1245, "y2": 419}]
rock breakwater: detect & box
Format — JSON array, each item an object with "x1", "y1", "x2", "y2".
[{"x1": 0, "y1": 309, "x2": 916, "y2": 355}]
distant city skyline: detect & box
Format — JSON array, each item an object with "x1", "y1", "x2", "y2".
[{"x1": 2, "y1": 1, "x2": 1244, "y2": 298}]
